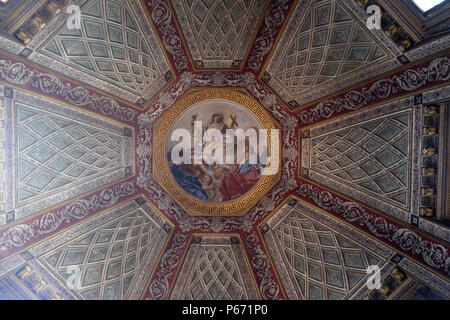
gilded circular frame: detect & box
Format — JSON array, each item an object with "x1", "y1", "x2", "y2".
[{"x1": 152, "y1": 88, "x2": 281, "y2": 216}]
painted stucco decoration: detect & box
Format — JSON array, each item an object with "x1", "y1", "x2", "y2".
[
  {"x1": 147, "y1": 0, "x2": 189, "y2": 72},
  {"x1": 297, "y1": 56, "x2": 450, "y2": 124},
  {"x1": 0, "y1": 182, "x2": 136, "y2": 251},
  {"x1": 0, "y1": 0, "x2": 448, "y2": 301},
  {"x1": 0, "y1": 58, "x2": 136, "y2": 122}
]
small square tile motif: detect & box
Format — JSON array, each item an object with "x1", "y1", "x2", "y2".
[
  {"x1": 191, "y1": 236, "x2": 202, "y2": 244},
  {"x1": 397, "y1": 55, "x2": 410, "y2": 64},
  {"x1": 19, "y1": 48, "x2": 33, "y2": 58},
  {"x1": 4, "y1": 87, "x2": 13, "y2": 99},
  {"x1": 262, "y1": 72, "x2": 271, "y2": 83},
  {"x1": 230, "y1": 237, "x2": 240, "y2": 244},
  {"x1": 414, "y1": 94, "x2": 423, "y2": 105},
  {"x1": 164, "y1": 71, "x2": 172, "y2": 82},
  {"x1": 260, "y1": 223, "x2": 270, "y2": 234},
  {"x1": 288, "y1": 100, "x2": 299, "y2": 108},
  {"x1": 390, "y1": 253, "x2": 403, "y2": 264},
  {"x1": 135, "y1": 197, "x2": 146, "y2": 205},
  {"x1": 163, "y1": 223, "x2": 171, "y2": 233},
  {"x1": 411, "y1": 215, "x2": 419, "y2": 227},
  {"x1": 6, "y1": 210, "x2": 15, "y2": 223},
  {"x1": 123, "y1": 127, "x2": 132, "y2": 137},
  {"x1": 231, "y1": 60, "x2": 242, "y2": 69}
]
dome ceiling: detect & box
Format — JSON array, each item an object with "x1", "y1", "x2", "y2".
[{"x1": 0, "y1": 0, "x2": 449, "y2": 300}]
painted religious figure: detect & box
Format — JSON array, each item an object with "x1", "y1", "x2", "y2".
[{"x1": 166, "y1": 99, "x2": 264, "y2": 203}]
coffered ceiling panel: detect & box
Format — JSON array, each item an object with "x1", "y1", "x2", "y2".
[
  {"x1": 41, "y1": 0, "x2": 160, "y2": 94},
  {"x1": 310, "y1": 110, "x2": 411, "y2": 210},
  {"x1": 39, "y1": 207, "x2": 163, "y2": 299},
  {"x1": 301, "y1": 91, "x2": 450, "y2": 242},
  {"x1": 26, "y1": 0, "x2": 172, "y2": 104},
  {"x1": 262, "y1": 200, "x2": 391, "y2": 300},
  {"x1": 301, "y1": 99, "x2": 415, "y2": 221},
  {"x1": 170, "y1": 236, "x2": 259, "y2": 300},
  {"x1": 28, "y1": 198, "x2": 172, "y2": 300},
  {"x1": 1, "y1": 84, "x2": 133, "y2": 225},
  {"x1": 264, "y1": 0, "x2": 399, "y2": 108},
  {"x1": 171, "y1": 0, "x2": 267, "y2": 70}
]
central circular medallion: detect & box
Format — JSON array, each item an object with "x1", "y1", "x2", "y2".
[{"x1": 153, "y1": 89, "x2": 280, "y2": 216}]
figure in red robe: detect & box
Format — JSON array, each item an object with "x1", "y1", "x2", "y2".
[{"x1": 218, "y1": 163, "x2": 260, "y2": 201}]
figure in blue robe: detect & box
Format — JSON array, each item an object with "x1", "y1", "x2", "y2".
[{"x1": 170, "y1": 164, "x2": 208, "y2": 201}]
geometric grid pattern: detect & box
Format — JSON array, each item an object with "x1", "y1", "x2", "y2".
[
  {"x1": 180, "y1": 0, "x2": 256, "y2": 60},
  {"x1": 274, "y1": 0, "x2": 389, "y2": 94},
  {"x1": 15, "y1": 103, "x2": 123, "y2": 207},
  {"x1": 38, "y1": 208, "x2": 163, "y2": 300},
  {"x1": 39, "y1": 0, "x2": 162, "y2": 95},
  {"x1": 181, "y1": 246, "x2": 248, "y2": 300},
  {"x1": 311, "y1": 111, "x2": 411, "y2": 209},
  {"x1": 273, "y1": 210, "x2": 383, "y2": 300}
]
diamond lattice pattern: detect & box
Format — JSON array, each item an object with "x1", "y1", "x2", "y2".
[
  {"x1": 39, "y1": 0, "x2": 162, "y2": 94},
  {"x1": 274, "y1": 210, "x2": 383, "y2": 300},
  {"x1": 16, "y1": 103, "x2": 123, "y2": 207},
  {"x1": 311, "y1": 111, "x2": 411, "y2": 208},
  {"x1": 182, "y1": 0, "x2": 255, "y2": 59},
  {"x1": 182, "y1": 246, "x2": 248, "y2": 300},
  {"x1": 275, "y1": 0, "x2": 389, "y2": 94},
  {"x1": 39, "y1": 209, "x2": 163, "y2": 300}
]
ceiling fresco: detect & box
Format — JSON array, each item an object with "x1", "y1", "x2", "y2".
[
  {"x1": 0, "y1": 0, "x2": 449, "y2": 301},
  {"x1": 152, "y1": 88, "x2": 280, "y2": 215}
]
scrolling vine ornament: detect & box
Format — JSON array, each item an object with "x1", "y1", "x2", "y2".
[
  {"x1": 0, "y1": 59, "x2": 136, "y2": 122},
  {"x1": 297, "y1": 183, "x2": 450, "y2": 276},
  {"x1": 297, "y1": 56, "x2": 450, "y2": 124},
  {"x1": 0, "y1": 182, "x2": 136, "y2": 251},
  {"x1": 147, "y1": 0, "x2": 189, "y2": 72}
]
